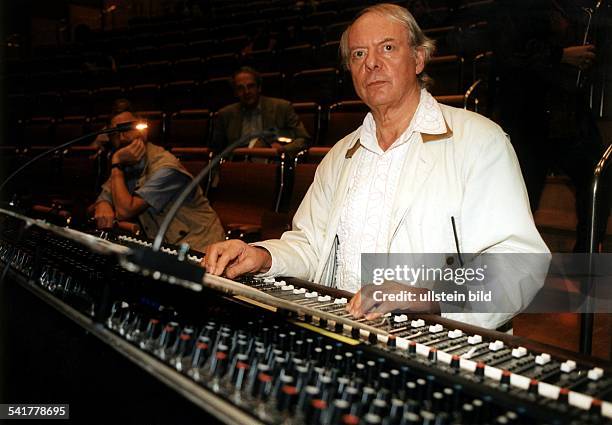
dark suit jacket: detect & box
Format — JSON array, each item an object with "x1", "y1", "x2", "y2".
[{"x1": 210, "y1": 96, "x2": 310, "y2": 154}]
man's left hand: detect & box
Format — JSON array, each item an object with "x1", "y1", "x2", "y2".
[{"x1": 346, "y1": 281, "x2": 440, "y2": 320}]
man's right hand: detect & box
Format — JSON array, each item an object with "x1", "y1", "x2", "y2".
[
  {"x1": 112, "y1": 139, "x2": 146, "y2": 166},
  {"x1": 94, "y1": 201, "x2": 115, "y2": 229},
  {"x1": 202, "y1": 240, "x2": 272, "y2": 279}
]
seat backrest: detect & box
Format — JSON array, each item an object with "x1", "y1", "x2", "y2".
[
  {"x1": 427, "y1": 55, "x2": 465, "y2": 96},
  {"x1": 209, "y1": 154, "x2": 283, "y2": 227},
  {"x1": 289, "y1": 67, "x2": 339, "y2": 106},
  {"x1": 170, "y1": 147, "x2": 212, "y2": 193},
  {"x1": 167, "y1": 109, "x2": 211, "y2": 147},
  {"x1": 138, "y1": 110, "x2": 165, "y2": 145},
  {"x1": 292, "y1": 102, "x2": 321, "y2": 145},
  {"x1": 320, "y1": 100, "x2": 368, "y2": 146}
]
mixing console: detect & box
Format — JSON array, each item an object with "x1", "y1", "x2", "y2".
[{"x1": 0, "y1": 212, "x2": 610, "y2": 424}]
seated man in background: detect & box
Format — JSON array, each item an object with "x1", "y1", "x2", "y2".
[
  {"x1": 210, "y1": 67, "x2": 311, "y2": 155},
  {"x1": 93, "y1": 109, "x2": 225, "y2": 252}
]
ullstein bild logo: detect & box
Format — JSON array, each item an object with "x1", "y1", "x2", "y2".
[{"x1": 371, "y1": 264, "x2": 487, "y2": 286}]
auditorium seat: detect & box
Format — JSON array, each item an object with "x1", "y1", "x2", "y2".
[
  {"x1": 209, "y1": 149, "x2": 285, "y2": 239},
  {"x1": 138, "y1": 61, "x2": 171, "y2": 85},
  {"x1": 118, "y1": 64, "x2": 142, "y2": 88},
  {"x1": 217, "y1": 35, "x2": 249, "y2": 54},
  {"x1": 261, "y1": 147, "x2": 330, "y2": 239},
  {"x1": 129, "y1": 84, "x2": 162, "y2": 111},
  {"x1": 241, "y1": 49, "x2": 277, "y2": 73},
  {"x1": 261, "y1": 72, "x2": 285, "y2": 99},
  {"x1": 199, "y1": 77, "x2": 234, "y2": 112},
  {"x1": 205, "y1": 53, "x2": 240, "y2": 78},
  {"x1": 31, "y1": 92, "x2": 62, "y2": 118},
  {"x1": 159, "y1": 43, "x2": 188, "y2": 62},
  {"x1": 171, "y1": 57, "x2": 205, "y2": 82},
  {"x1": 128, "y1": 45, "x2": 159, "y2": 64},
  {"x1": 167, "y1": 109, "x2": 211, "y2": 147},
  {"x1": 279, "y1": 45, "x2": 316, "y2": 75},
  {"x1": 185, "y1": 40, "x2": 216, "y2": 59},
  {"x1": 62, "y1": 89, "x2": 92, "y2": 118},
  {"x1": 162, "y1": 80, "x2": 199, "y2": 113},
  {"x1": 427, "y1": 55, "x2": 465, "y2": 97},
  {"x1": 54, "y1": 116, "x2": 87, "y2": 145},
  {"x1": 138, "y1": 110, "x2": 165, "y2": 145},
  {"x1": 91, "y1": 86, "x2": 125, "y2": 116},
  {"x1": 169, "y1": 147, "x2": 213, "y2": 193},
  {"x1": 289, "y1": 68, "x2": 339, "y2": 106},
  {"x1": 292, "y1": 102, "x2": 321, "y2": 146},
  {"x1": 59, "y1": 146, "x2": 103, "y2": 203},
  {"x1": 324, "y1": 22, "x2": 349, "y2": 43},
  {"x1": 319, "y1": 100, "x2": 368, "y2": 146},
  {"x1": 317, "y1": 41, "x2": 341, "y2": 68},
  {"x1": 23, "y1": 116, "x2": 55, "y2": 146},
  {"x1": 424, "y1": 26, "x2": 460, "y2": 56}
]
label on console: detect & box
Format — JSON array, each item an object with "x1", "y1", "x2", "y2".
[
  {"x1": 395, "y1": 337, "x2": 409, "y2": 350},
  {"x1": 569, "y1": 391, "x2": 593, "y2": 410},
  {"x1": 538, "y1": 382, "x2": 560, "y2": 400},
  {"x1": 437, "y1": 350, "x2": 452, "y2": 365},
  {"x1": 510, "y1": 374, "x2": 530, "y2": 390},
  {"x1": 459, "y1": 358, "x2": 477, "y2": 372},
  {"x1": 415, "y1": 343, "x2": 430, "y2": 357},
  {"x1": 484, "y1": 366, "x2": 502, "y2": 381},
  {"x1": 602, "y1": 401, "x2": 612, "y2": 419}
]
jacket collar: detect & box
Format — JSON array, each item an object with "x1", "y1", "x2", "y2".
[{"x1": 346, "y1": 90, "x2": 453, "y2": 158}]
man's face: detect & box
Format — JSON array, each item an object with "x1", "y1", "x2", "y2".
[
  {"x1": 347, "y1": 12, "x2": 424, "y2": 109},
  {"x1": 234, "y1": 72, "x2": 261, "y2": 108},
  {"x1": 109, "y1": 111, "x2": 145, "y2": 149}
]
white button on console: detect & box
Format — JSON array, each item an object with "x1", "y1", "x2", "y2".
[
  {"x1": 535, "y1": 353, "x2": 551, "y2": 365},
  {"x1": 488, "y1": 340, "x2": 504, "y2": 351},
  {"x1": 511, "y1": 346, "x2": 528, "y2": 358},
  {"x1": 411, "y1": 319, "x2": 425, "y2": 328},
  {"x1": 588, "y1": 367, "x2": 604, "y2": 381},
  {"x1": 467, "y1": 334, "x2": 482, "y2": 345},
  {"x1": 560, "y1": 360, "x2": 577, "y2": 373},
  {"x1": 429, "y1": 324, "x2": 443, "y2": 333}
]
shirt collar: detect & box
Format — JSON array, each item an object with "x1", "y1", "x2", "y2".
[
  {"x1": 358, "y1": 88, "x2": 450, "y2": 155},
  {"x1": 241, "y1": 99, "x2": 262, "y2": 114}
]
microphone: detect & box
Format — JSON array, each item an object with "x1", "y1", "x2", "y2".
[
  {"x1": 0, "y1": 121, "x2": 148, "y2": 196},
  {"x1": 151, "y1": 129, "x2": 279, "y2": 251}
]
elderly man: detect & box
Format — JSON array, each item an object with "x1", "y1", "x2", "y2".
[
  {"x1": 94, "y1": 110, "x2": 225, "y2": 252},
  {"x1": 210, "y1": 67, "x2": 310, "y2": 155},
  {"x1": 202, "y1": 4, "x2": 550, "y2": 329}
]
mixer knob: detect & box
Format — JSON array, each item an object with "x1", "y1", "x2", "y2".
[
  {"x1": 560, "y1": 360, "x2": 576, "y2": 373},
  {"x1": 191, "y1": 337, "x2": 211, "y2": 369},
  {"x1": 535, "y1": 353, "x2": 551, "y2": 366},
  {"x1": 297, "y1": 385, "x2": 320, "y2": 413},
  {"x1": 410, "y1": 319, "x2": 425, "y2": 328},
  {"x1": 209, "y1": 344, "x2": 229, "y2": 378},
  {"x1": 140, "y1": 318, "x2": 161, "y2": 349},
  {"x1": 588, "y1": 367, "x2": 604, "y2": 381},
  {"x1": 401, "y1": 412, "x2": 421, "y2": 425},
  {"x1": 277, "y1": 385, "x2": 299, "y2": 413},
  {"x1": 448, "y1": 329, "x2": 463, "y2": 339},
  {"x1": 467, "y1": 334, "x2": 482, "y2": 345},
  {"x1": 329, "y1": 399, "x2": 350, "y2": 424},
  {"x1": 488, "y1": 340, "x2": 504, "y2": 351},
  {"x1": 429, "y1": 324, "x2": 443, "y2": 333}
]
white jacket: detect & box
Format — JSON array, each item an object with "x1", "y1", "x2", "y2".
[{"x1": 257, "y1": 102, "x2": 551, "y2": 329}]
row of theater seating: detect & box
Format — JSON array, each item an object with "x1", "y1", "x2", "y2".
[
  {"x1": 7, "y1": 92, "x2": 483, "y2": 150},
  {"x1": 0, "y1": 145, "x2": 329, "y2": 241},
  {"x1": 8, "y1": 52, "x2": 487, "y2": 121}
]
